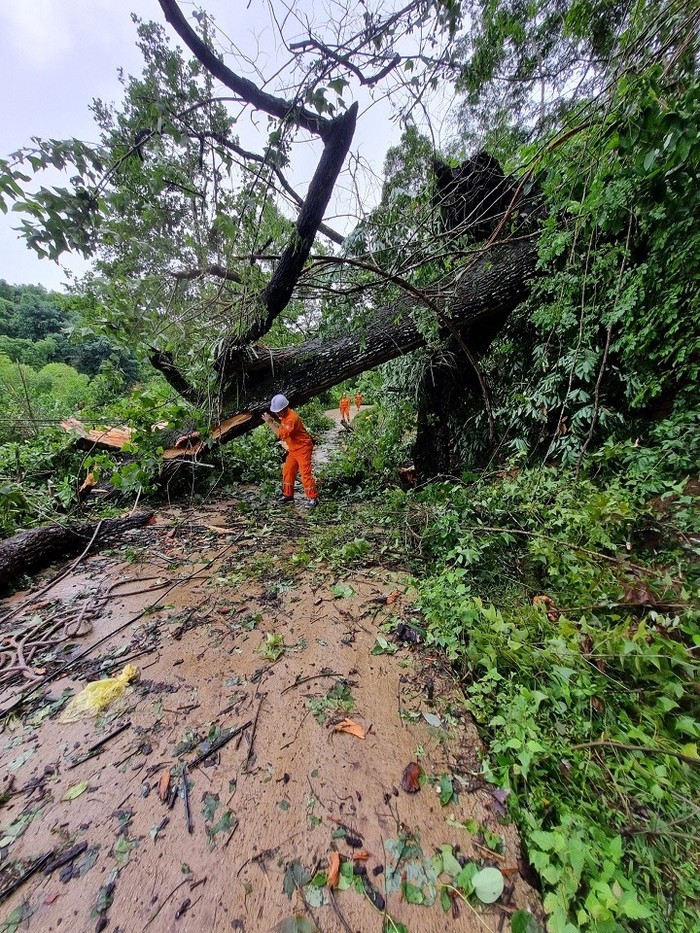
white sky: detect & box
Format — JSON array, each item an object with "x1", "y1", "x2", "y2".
[{"x1": 0, "y1": 0, "x2": 428, "y2": 291}]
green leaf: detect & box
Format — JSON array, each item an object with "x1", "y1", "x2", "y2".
[
  {"x1": 618, "y1": 890, "x2": 653, "y2": 919},
  {"x1": 510, "y1": 909, "x2": 544, "y2": 933},
  {"x1": 438, "y1": 844, "x2": 462, "y2": 878},
  {"x1": 202, "y1": 792, "x2": 220, "y2": 822},
  {"x1": 282, "y1": 860, "x2": 311, "y2": 899},
  {"x1": 113, "y1": 836, "x2": 137, "y2": 865},
  {"x1": 472, "y1": 866, "x2": 504, "y2": 904},
  {"x1": 402, "y1": 879, "x2": 425, "y2": 903},
  {"x1": 438, "y1": 773, "x2": 454, "y2": 806},
  {"x1": 330, "y1": 583, "x2": 355, "y2": 599},
  {"x1": 371, "y1": 635, "x2": 397, "y2": 655},
  {"x1": 62, "y1": 781, "x2": 88, "y2": 801}
]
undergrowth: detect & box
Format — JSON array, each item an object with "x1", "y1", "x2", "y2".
[
  {"x1": 310, "y1": 411, "x2": 699, "y2": 931},
  {"x1": 410, "y1": 448, "x2": 699, "y2": 930}
]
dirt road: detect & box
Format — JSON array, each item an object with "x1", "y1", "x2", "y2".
[{"x1": 0, "y1": 493, "x2": 540, "y2": 932}]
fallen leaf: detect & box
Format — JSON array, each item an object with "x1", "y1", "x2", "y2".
[
  {"x1": 351, "y1": 851, "x2": 370, "y2": 862},
  {"x1": 400, "y1": 762, "x2": 423, "y2": 793},
  {"x1": 472, "y1": 866, "x2": 504, "y2": 903},
  {"x1": 158, "y1": 770, "x2": 171, "y2": 801},
  {"x1": 327, "y1": 852, "x2": 341, "y2": 887},
  {"x1": 386, "y1": 590, "x2": 399, "y2": 605},
  {"x1": 62, "y1": 781, "x2": 88, "y2": 801},
  {"x1": 532, "y1": 594, "x2": 559, "y2": 621},
  {"x1": 44, "y1": 893, "x2": 60, "y2": 905},
  {"x1": 333, "y1": 718, "x2": 366, "y2": 740},
  {"x1": 490, "y1": 787, "x2": 510, "y2": 817}
]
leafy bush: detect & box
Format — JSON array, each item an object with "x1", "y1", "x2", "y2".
[
  {"x1": 410, "y1": 459, "x2": 699, "y2": 931},
  {"x1": 320, "y1": 400, "x2": 413, "y2": 494}
]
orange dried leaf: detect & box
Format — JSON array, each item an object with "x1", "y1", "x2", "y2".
[
  {"x1": 386, "y1": 590, "x2": 399, "y2": 605},
  {"x1": 333, "y1": 718, "x2": 366, "y2": 740},
  {"x1": 328, "y1": 851, "x2": 341, "y2": 887},
  {"x1": 158, "y1": 770, "x2": 171, "y2": 801},
  {"x1": 352, "y1": 850, "x2": 370, "y2": 862}
]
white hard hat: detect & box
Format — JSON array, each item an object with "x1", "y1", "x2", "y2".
[{"x1": 270, "y1": 393, "x2": 289, "y2": 413}]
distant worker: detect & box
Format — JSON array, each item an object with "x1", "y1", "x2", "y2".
[
  {"x1": 262, "y1": 394, "x2": 318, "y2": 508},
  {"x1": 355, "y1": 392, "x2": 363, "y2": 412},
  {"x1": 339, "y1": 393, "x2": 351, "y2": 424}
]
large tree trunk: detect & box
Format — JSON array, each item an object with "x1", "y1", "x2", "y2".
[
  {"x1": 414, "y1": 359, "x2": 459, "y2": 479},
  {"x1": 0, "y1": 513, "x2": 153, "y2": 591},
  {"x1": 205, "y1": 238, "x2": 537, "y2": 444}
]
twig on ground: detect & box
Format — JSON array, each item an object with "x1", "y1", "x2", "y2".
[
  {"x1": 42, "y1": 842, "x2": 88, "y2": 875},
  {"x1": 143, "y1": 878, "x2": 188, "y2": 929},
  {"x1": 0, "y1": 851, "x2": 54, "y2": 904},
  {"x1": 329, "y1": 888, "x2": 354, "y2": 933},
  {"x1": 187, "y1": 720, "x2": 252, "y2": 771},
  {"x1": 67, "y1": 720, "x2": 131, "y2": 769},
  {"x1": 180, "y1": 763, "x2": 193, "y2": 834},
  {"x1": 281, "y1": 670, "x2": 343, "y2": 694},
  {"x1": 242, "y1": 696, "x2": 266, "y2": 773}
]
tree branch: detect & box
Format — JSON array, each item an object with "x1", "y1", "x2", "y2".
[
  {"x1": 228, "y1": 102, "x2": 358, "y2": 347},
  {"x1": 171, "y1": 264, "x2": 243, "y2": 283},
  {"x1": 206, "y1": 133, "x2": 345, "y2": 244},
  {"x1": 149, "y1": 349, "x2": 201, "y2": 406},
  {"x1": 158, "y1": 0, "x2": 332, "y2": 139}
]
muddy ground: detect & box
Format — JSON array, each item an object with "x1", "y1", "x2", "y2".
[{"x1": 0, "y1": 428, "x2": 541, "y2": 933}]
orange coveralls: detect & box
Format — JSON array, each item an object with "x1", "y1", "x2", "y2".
[
  {"x1": 339, "y1": 396, "x2": 351, "y2": 420},
  {"x1": 278, "y1": 409, "x2": 318, "y2": 500},
  {"x1": 355, "y1": 393, "x2": 363, "y2": 410}
]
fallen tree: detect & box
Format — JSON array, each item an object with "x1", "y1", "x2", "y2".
[
  {"x1": 2, "y1": 1, "x2": 541, "y2": 463},
  {"x1": 0, "y1": 513, "x2": 154, "y2": 591},
  {"x1": 152, "y1": 237, "x2": 538, "y2": 446}
]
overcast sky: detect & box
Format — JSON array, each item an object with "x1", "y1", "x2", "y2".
[{"x1": 0, "y1": 1, "x2": 419, "y2": 291}]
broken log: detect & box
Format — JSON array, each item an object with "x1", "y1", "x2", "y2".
[
  {"x1": 60, "y1": 418, "x2": 133, "y2": 451},
  {"x1": 0, "y1": 512, "x2": 154, "y2": 591}
]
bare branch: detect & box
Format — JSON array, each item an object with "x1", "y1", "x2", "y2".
[{"x1": 158, "y1": 0, "x2": 332, "y2": 139}]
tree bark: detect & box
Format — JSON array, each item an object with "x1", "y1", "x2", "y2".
[
  {"x1": 0, "y1": 513, "x2": 154, "y2": 591},
  {"x1": 414, "y1": 361, "x2": 456, "y2": 479},
  {"x1": 208, "y1": 238, "x2": 537, "y2": 443}
]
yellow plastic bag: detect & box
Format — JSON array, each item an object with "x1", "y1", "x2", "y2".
[{"x1": 60, "y1": 664, "x2": 139, "y2": 723}]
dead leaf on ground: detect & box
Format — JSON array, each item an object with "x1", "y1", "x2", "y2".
[
  {"x1": 351, "y1": 851, "x2": 370, "y2": 861},
  {"x1": 400, "y1": 761, "x2": 423, "y2": 793},
  {"x1": 327, "y1": 851, "x2": 341, "y2": 888},
  {"x1": 332, "y1": 718, "x2": 366, "y2": 740},
  {"x1": 622, "y1": 580, "x2": 658, "y2": 606},
  {"x1": 386, "y1": 590, "x2": 399, "y2": 605},
  {"x1": 158, "y1": 770, "x2": 171, "y2": 801}
]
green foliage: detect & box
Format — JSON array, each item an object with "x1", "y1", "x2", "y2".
[
  {"x1": 411, "y1": 455, "x2": 699, "y2": 931},
  {"x1": 320, "y1": 400, "x2": 413, "y2": 494}
]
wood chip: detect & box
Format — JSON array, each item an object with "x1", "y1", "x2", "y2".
[
  {"x1": 158, "y1": 770, "x2": 171, "y2": 802},
  {"x1": 328, "y1": 852, "x2": 341, "y2": 888}
]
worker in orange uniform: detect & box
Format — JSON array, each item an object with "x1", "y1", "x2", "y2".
[
  {"x1": 339, "y1": 393, "x2": 351, "y2": 424},
  {"x1": 262, "y1": 394, "x2": 319, "y2": 508},
  {"x1": 354, "y1": 391, "x2": 363, "y2": 412}
]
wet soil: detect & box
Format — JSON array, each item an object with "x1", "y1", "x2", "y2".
[{"x1": 0, "y1": 491, "x2": 540, "y2": 933}]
